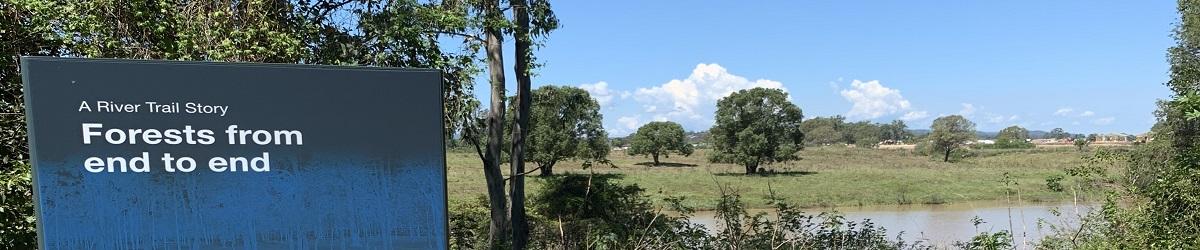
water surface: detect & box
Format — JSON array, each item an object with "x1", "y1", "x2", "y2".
[{"x1": 689, "y1": 201, "x2": 1096, "y2": 247}]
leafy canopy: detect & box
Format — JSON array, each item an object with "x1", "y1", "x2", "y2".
[
  {"x1": 627, "y1": 121, "x2": 694, "y2": 165},
  {"x1": 509, "y1": 86, "x2": 608, "y2": 175},
  {"x1": 928, "y1": 115, "x2": 975, "y2": 162},
  {"x1": 708, "y1": 88, "x2": 804, "y2": 174}
]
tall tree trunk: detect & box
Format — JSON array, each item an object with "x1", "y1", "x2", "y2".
[
  {"x1": 508, "y1": 0, "x2": 532, "y2": 248},
  {"x1": 652, "y1": 153, "x2": 660, "y2": 166},
  {"x1": 482, "y1": 0, "x2": 509, "y2": 247},
  {"x1": 943, "y1": 149, "x2": 951, "y2": 162}
]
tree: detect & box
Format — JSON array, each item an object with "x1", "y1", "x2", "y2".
[
  {"x1": 1048, "y1": 127, "x2": 1068, "y2": 140},
  {"x1": 929, "y1": 115, "x2": 976, "y2": 162},
  {"x1": 1, "y1": 1, "x2": 490, "y2": 247},
  {"x1": 880, "y1": 120, "x2": 912, "y2": 143},
  {"x1": 996, "y1": 126, "x2": 1030, "y2": 142},
  {"x1": 995, "y1": 125, "x2": 1033, "y2": 148},
  {"x1": 800, "y1": 116, "x2": 845, "y2": 145},
  {"x1": 505, "y1": 0, "x2": 557, "y2": 247},
  {"x1": 627, "y1": 121, "x2": 694, "y2": 166},
  {"x1": 804, "y1": 126, "x2": 842, "y2": 146},
  {"x1": 708, "y1": 88, "x2": 804, "y2": 174},
  {"x1": 844, "y1": 121, "x2": 883, "y2": 147},
  {"x1": 1073, "y1": 138, "x2": 1090, "y2": 151},
  {"x1": 512, "y1": 86, "x2": 609, "y2": 177}
]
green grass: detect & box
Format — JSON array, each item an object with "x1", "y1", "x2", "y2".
[{"x1": 446, "y1": 146, "x2": 1111, "y2": 210}]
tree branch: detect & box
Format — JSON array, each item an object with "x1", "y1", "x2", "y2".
[
  {"x1": 504, "y1": 165, "x2": 543, "y2": 181},
  {"x1": 430, "y1": 30, "x2": 485, "y2": 43}
]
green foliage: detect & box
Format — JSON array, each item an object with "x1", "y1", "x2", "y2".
[
  {"x1": 706, "y1": 189, "x2": 929, "y2": 250},
  {"x1": 994, "y1": 125, "x2": 1035, "y2": 149},
  {"x1": 1045, "y1": 174, "x2": 1065, "y2": 192},
  {"x1": 627, "y1": 121, "x2": 693, "y2": 166},
  {"x1": 709, "y1": 88, "x2": 805, "y2": 174},
  {"x1": 800, "y1": 116, "x2": 911, "y2": 147},
  {"x1": 510, "y1": 86, "x2": 609, "y2": 176},
  {"x1": 1048, "y1": 128, "x2": 1069, "y2": 140},
  {"x1": 448, "y1": 197, "x2": 491, "y2": 249},
  {"x1": 929, "y1": 115, "x2": 976, "y2": 162},
  {"x1": 483, "y1": 173, "x2": 931, "y2": 249},
  {"x1": 801, "y1": 116, "x2": 845, "y2": 145},
  {"x1": 0, "y1": 161, "x2": 35, "y2": 249},
  {"x1": 0, "y1": 1, "x2": 493, "y2": 247},
  {"x1": 955, "y1": 218, "x2": 1012, "y2": 250},
  {"x1": 1038, "y1": 2, "x2": 1200, "y2": 247},
  {"x1": 530, "y1": 174, "x2": 704, "y2": 249},
  {"x1": 1074, "y1": 138, "x2": 1091, "y2": 151}
]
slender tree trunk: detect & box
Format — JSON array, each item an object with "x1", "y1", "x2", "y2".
[
  {"x1": 943, "y1": 149, "x2": 951, "y2": 162},
  {"x1": 482, "y1": 0, "x2": 509, "y2": 247},
  {"x1": 508, "y1": 0, "x2": 532, "y2": 248},
  {"x1": 652, "y1": 153, "x2": 660, "y2": 166}
]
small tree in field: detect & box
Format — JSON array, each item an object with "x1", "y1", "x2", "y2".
[
  {"x1": 627, "y1": 121, "x2": 694, "y2": 166},
  {"x1": 929, "y1": 115, "x2": 976, "y2": 162},
  {"x1": 511, "y1": 86, "x2": 609, "y2": 176},
  {"x1": 708, "y1": 88, "x2": 805, "y2": 175},
  {"x1": 995, "y1": 125, "x2": 1034, "y2": 148},
  {"x1": 1074, "y1": 138, "x2": 1090, "y2": 151}
]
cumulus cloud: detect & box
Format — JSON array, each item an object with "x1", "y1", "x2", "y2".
[
  {"x1": 1079, "y1": 111, "x2": 1095, "y2": 117},
  {"x1": 578, "y1": 81, "x2": 624, "y2": 107},
  {"x1": 1054, "y1": 107, "x2": 1074, "y2": 116},
  {"x1": 839, "y1": 80, "x2": 913, "y2": 119},
  {"x1": 633, "y1": 63, "x2": 787, "y2": 129},
  {"x1": 617, "y1": 116, "x2": 640, "y2": 130},
  {"x1": 900, "y1": 111, "x2": 929, "y2": 121},
  {"x1": 1093, "y1": 117, "x2": 1115, "y2": 125}
]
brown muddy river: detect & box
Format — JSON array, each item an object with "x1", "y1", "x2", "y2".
[{"x1": 688, "y1": 201, "x2": 1096, "y2": 247}]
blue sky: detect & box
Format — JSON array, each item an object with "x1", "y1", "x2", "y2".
[{"x1": 474, "y1": 1, "x2": 1177, "y2": 136}]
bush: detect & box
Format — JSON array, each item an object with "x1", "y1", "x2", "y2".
[
  {"x1": 446, "y1": 173, "x2": 934, "y2": 249},
  {"x1": 954, "y1": 216, "x2": 1013, "y2": 250},
  {"x1": 1045, "y1": 174, "x2": 1065, "y2": 192},
  {"x1": 0, "y1": 161, "x2": 36, "y2": 249}
]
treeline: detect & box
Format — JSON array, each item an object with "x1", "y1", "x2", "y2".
[{"x1": 800, "y1": 116, "x2": 912, "y2": 147}]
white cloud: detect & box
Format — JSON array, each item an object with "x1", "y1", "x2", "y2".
[
  {"x1": 1093, "y1": 117, "x2": 1115, "y2": 125},
  {"x1": 987, "y1": 114, "x2": 1005, "y2": 124},
  {"x1": 839, "y1": 80, "x2": 913, "y2": 119},
  {"x1": 1054, "y1": 107, "x2": 1074, "y2": 116},
  {"x1": 959, "y1": 103, "x2": 976, "y2": 116},
  {"x1": 579, "y1": 81, "x2": 616, "y2": 107},
  {"x1": 1009, "y1": 115, "x2": 1020, "y2": 121},
  {"x1": 900, "y1": 111, "x2": 929, "y2": 121},
  {"x1": 617, "y1": 116, "x2": 640, "y2": 130},
  {"x1": 633, "y1": 63, "x2": 787, "y2": 129},
  {"x1": 1079, "y1": 111, "x2": 1095, "y2": 117}
]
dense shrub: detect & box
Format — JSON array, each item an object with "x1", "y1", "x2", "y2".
[{"x1": 442, "y1": 173, "x2": 935, "y2": 249}]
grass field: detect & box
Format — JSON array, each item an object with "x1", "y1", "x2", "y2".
[{"x1": 446, "y1": 146, "x2": 1112, "y2": 210}]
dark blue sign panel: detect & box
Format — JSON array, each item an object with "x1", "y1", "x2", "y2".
[{"x1": 21, "y1": 57, "x2": 447, "y2": 249}]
